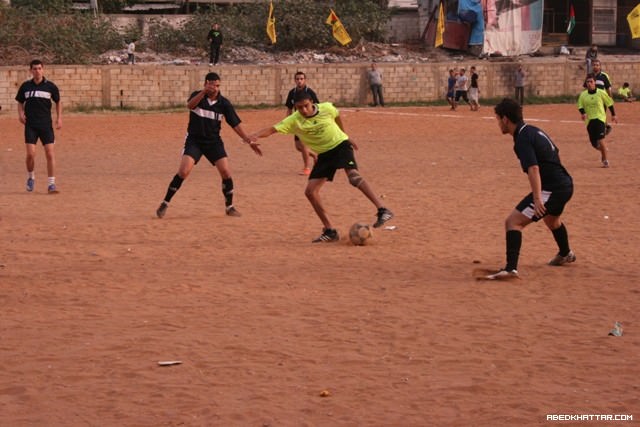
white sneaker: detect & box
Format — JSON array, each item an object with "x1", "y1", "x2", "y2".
[
  {"x1": 548, "y1": 250, "x2": 576, "y2": 266},
  {"x1": 485, "y1": 269, "x2": 519, "y2": 280}
]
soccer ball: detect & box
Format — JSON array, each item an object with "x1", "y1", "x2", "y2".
[{"x1": 349, "y1": 222, "x2": 373, "y2": 246}]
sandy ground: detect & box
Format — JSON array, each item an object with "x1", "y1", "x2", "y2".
[{"x1": 1, "y1": 102, "x2": 639, "y2": 426}]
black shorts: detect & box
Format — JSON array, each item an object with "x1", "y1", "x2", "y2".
[
  {"x1": 309, "y1": 140, "x2": 357, "y2": 181},
  {"x1": 516, "y1": 187, "x2": 573, "y2": 221},
  {"x1": 455, "y1": 90, "x2": 469, "y2": 102},
  {"x1": 183, "y1": 138, "x2": 227, "y2": 164},
  {"x1": 587, "y1": 119, "x2": 606, "y2": 148},
  {"x1": 25, "y1": 125, "x2": 55, "y2": 145}
]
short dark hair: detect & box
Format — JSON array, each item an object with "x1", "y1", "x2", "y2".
[
  {"x1": 205, "y1": 72, "x2": 220, "y2": 82},
  {"x1": 293, "y1": 90, "x2": 313, "y2": 104},
  {"x1": 30, "y1": 59, "x2": 43, "y2": 68},
  {"x1": 494, "y1": 98, "x2": 522, "y2": 123},
  {"x1": 294, "y1": 71, "x2": 306, "y2": 79}
]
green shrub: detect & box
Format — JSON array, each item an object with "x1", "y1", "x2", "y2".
[{"x1": 1, "y1": 0, "x2": 391, "y2": 64}]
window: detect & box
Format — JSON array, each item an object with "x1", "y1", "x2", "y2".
[{"x1": 593, "y1": 8, "x2": 616, "y2": 32}]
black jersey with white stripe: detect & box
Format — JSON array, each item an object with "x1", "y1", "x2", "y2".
[
  {"x1": 513, "y1": 122, "x2": 573, "y2": 191},
  {"x1": 187, "y1": 92, "x2": 241, "y2": 142},
  {"x1": 15, "y1": 77, "x2": 60, "y2": 127},
  {"x1": 285, "y1": 86, "x2": 319, "y2": 110}
]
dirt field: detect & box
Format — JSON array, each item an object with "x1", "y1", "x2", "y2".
[{"x1": 1, "y1": 102, "x2": 638, "y2": 426}]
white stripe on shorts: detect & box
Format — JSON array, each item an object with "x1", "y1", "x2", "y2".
[{"x1": 521, "y1": 190, "x2": 551, "y2": 219}]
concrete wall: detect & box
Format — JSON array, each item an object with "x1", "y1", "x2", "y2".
[{"x1": 2, "y1": 58, "x2": 639, "y2": 113}]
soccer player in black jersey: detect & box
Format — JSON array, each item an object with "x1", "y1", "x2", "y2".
[
  {"x1": 156, "y1": 72, "x2": 261, "y2": 219},
  {"x1": 15, "y1": 59, "x2": 62, "y2": 194},
  {"x1": 483, "y1": 98, "x2": 575, "y2": 280},
  {"x1": 285, "y1": 71, "x2": 319, "y2": 175}
]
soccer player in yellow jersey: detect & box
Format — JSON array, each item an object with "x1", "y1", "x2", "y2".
[
  {"x1": 251, "y1": 91, "x2": 394, "y2": 243},
  {"x1": 577, "y1": 76, "x2": 617, "y2": 168}
]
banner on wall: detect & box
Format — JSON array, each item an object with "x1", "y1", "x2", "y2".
[{"x1": 482, "y1": 0, "x2": 543, "y2": 56}]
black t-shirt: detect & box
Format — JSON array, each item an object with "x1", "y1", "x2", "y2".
[
  {"x1": 208, "y1": 30, "x2": 223, "y2": 46},
  {"x1": 470, "y1": 72, "x2": 479, "y2": 88},
  {"x1": 15, "y1": 77, "x2": 60, "y2": 127},
  {"x1": 512, "y1": 122, "x2": 573, "y2": 191},
  {"x1": 285, "y1": 86, "x2": 319, "y2": 110},
  {"x1": 187, "y1": 92, "x2": 241, "y2": 142}
]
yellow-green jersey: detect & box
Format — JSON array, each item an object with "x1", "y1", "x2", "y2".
[
  {"x1": 618, "y1": 87, "x2": 632, "y2": 98},
  {"x1": 577, "y1": 88, "x2": 613, "y2": 123},
  {"x1": 274, "y1": 102, "x2": 348, "y2": 154}
]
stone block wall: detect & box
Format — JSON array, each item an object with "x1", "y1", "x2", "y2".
[{"x1": 2, "y1": 58, "x2": 639, "y2": 114}]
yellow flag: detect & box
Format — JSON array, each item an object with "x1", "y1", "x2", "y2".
[
  {"x1": 266, "y1": 1, "x2": 276, "y2": 44},
  {"x1": 628, "y1": 3, "x2": 640, "y2": 39},
  {"x1": 435, "y1": 1, "x2": 445, "y2": 47},
  {"x1": 326, "y1": 8, "x2": 352, "y2": 46}
]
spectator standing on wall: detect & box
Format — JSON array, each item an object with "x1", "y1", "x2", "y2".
[
  {"x1": 514, "y1": 64, "x2": 525, "y2": 105},
  {"x1": 367, "y1": 62, "x2": 385, "y2": 107},
  {"x1": 126, "y1": 40, "x2": 136, "y2": 65},
  {"x1": 585, "y1": 44, "x2": 598, "y2": 74},
  {"x1": 207, "y1": 23, "x2": 223, "y2": 66}
]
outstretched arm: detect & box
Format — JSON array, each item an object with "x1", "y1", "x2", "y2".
[
  {"x1": 250, "y1": 126, "x2": 278, "y2": 139},
  {"x1": 233, "y1": 124, "x2": 262, "y2": 156}
]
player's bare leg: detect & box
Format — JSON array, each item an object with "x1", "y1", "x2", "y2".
[
  {"x1": 345, "y1": 169, "x2": 383, "y2": 209},
  {"x1": 25, "y1": 143, "x2": 36, "y2": 191},
  {"x1": 44, "y1": 144, "x2": 58, "y2": 193},
  {"x1": 305, "y1": 178, "x2": 339, "y2": 242},
  {"x1": 25, "y1": 144, "x2": 36, "y2": 174},
  {"x1": 44, "y1": 144, "x2": 56, "y2": 178},
  {"x1": 345, "y1": 169, "x2": 393, "y2": 228},
  {"x1": 597, "y1": 139, "x2": 609, "y2": 167},
  {"x1": 305, "y1": 178, "x2": 331, "y2": 229}
]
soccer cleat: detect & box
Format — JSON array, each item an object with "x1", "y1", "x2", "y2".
[
  {"x1": 225, "y1": 206, "x2": 241, "y2": 217},
  {"x1": 605, "y1": 124, "x2": 612, "y2": 136},
  {"x1": 373, "y1": 207, "x2": 394, "y2": 228},
  {"x1": 312, "y1": 228, "x2": 339, "y2": 243},
  {"x1": 26, "y1": 177, "x2": 35, "y2": 192},
  {"x1": 47, "y1": 184, "x2": 59, "y2": 194},
  {"x1": 548, "y1": 250, "x2": 576, "y2": 266},
  {"x1": 156, "y1": 202, "x2": 168, "y2": 218},
  {"x1": 299, "y1": 168, "x2": 311, "y2": 176},
  {"x1": 601, "y1": 160, "x2": 610, "y2": 168},
  {"x1": 484, "y1": 269, "x2": 519, "y2": 280}
]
